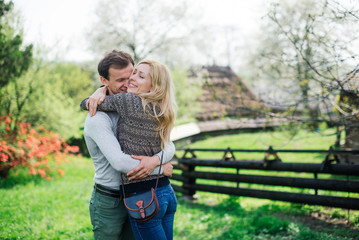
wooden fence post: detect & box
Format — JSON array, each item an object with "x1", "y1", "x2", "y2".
[
  {"x1": 222, "y1": 147, "x2": 236, "y2": 161},
  {"x1": 181, "y1": 149, "x2": 197, "y2": 199}
]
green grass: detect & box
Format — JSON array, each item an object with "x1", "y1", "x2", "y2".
[
  {"x1": 177, "y1": 128, "x2": 338, "y2": 161},
  {"x1": 0, "y1": 157, "x2": 94, "y2": 240},
  {"x1": 174, "y1": 193, "x2": 359, "y2": 239},
  {"x1": 1, "y1": 129, "x2": 358, "y2": 239}
]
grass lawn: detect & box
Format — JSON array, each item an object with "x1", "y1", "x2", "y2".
[
  {"x1": 0, "y1": 157, "x2": 94, "y2": 240},
  {"x1": 0, "y1": 128, "x2": 358, "y2": 239}
]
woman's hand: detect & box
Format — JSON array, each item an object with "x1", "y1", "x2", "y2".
[{"x1": 86, "y1": 87, "x2": 107, "y2": 116}]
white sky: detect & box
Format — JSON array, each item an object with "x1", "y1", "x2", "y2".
[{"x1": 12, "y1": 0, "x2": 269, "y2": 62}]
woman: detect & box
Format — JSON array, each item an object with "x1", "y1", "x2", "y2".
[{"x1": 81, "y1": 60, "x2": 177, "y2": 240}]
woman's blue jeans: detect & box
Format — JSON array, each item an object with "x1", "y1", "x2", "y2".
[{"x1": 129, "y1": 184, "x2": 177, "y2": 240}]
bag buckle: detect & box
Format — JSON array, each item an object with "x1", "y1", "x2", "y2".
[{"x1": 136, "y1": 200, "x2": 146, "y2": 218}]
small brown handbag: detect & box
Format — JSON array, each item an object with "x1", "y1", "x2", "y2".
[{"x1": 121, "y1": 152, "x2": 163, "y2": 222}]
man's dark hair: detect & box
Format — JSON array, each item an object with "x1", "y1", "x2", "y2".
[{"x1": 98, "y1": 50, "x2": 135, "y2": 79}]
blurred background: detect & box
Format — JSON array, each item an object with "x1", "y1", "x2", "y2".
[
  {"x1": 2, "y1": 0, "x2": 359, "y2": 156},
  {"x1": 1, "y1": 1, "x2": 359, "y2": 239}
]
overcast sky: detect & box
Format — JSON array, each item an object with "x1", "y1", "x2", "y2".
[{"x1": 12, "y1": 0, "x2": 269, "y2": 63}]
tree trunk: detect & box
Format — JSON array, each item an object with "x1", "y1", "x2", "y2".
[{"x1": 341, "y1": 117, "x2": 359, "y2": 164}]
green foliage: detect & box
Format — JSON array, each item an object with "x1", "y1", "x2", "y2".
[
  {"x1": 0, "y1": 0, "x2": 32, "y2": 88},
  {"x1": 0, "y1": 2, "x2": 95, "y2": 141},
  {"x1": 51, "y1": 62, "x2": 96, "y2": 104},
  {"x1": 0, "y1": 59, "x2": 96, "y2": 139},
  {"x1": 171, "y1": 66, "x2": 201, "y2": 124},
  {"x1": 293, "y1": 227, "x2": 322, "y2": 240},
  {"x1": 249, "y1": 215, "x2": 290, "y2": 234}
]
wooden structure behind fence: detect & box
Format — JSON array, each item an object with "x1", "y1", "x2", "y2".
[{"x1": 171, "y1": 147, "x2": 359, "y2": 210}]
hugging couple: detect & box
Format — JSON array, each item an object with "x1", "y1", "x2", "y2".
[{"x1": 81, "y1": 50, "x2": 177, "y2": 240}]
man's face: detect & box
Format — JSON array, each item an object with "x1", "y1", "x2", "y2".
[{"x1": 100, "y1": 64, "x2": 134, "y2": 95}]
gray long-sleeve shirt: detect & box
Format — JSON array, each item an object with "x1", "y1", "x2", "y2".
[{"x1": 84, "y1": 111, "x2": 175, "y2": 190}]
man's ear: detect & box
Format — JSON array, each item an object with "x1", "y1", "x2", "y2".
[{"x1": 100, "y1": 76, "x2": 108, "y2": 86}]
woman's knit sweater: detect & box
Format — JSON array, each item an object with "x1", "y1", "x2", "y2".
[{"x1": 81, "y1": 93, "x2": 167, "y2": 188}]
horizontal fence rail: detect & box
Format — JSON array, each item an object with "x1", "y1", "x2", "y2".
[
  {"x1": 171, "y1": 147, "x2": 359, "y2": 210},
  {"x1": 174, "y1": 159, "x2": 359, "y2": 176},
  {"x1": 176, "y1": 148, "x2": 359, "y2": 154},
  {"x1": 175, "y1": 171, "x2": 359, "y2": 193}
]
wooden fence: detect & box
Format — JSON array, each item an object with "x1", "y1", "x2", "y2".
[{"x1": 171, "y1": 147, "x2": 359, "y2": 210}]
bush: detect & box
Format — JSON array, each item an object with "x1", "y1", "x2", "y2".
[
  {"x1": 293, "y1": 227, "x2": 322, "y2": 240},
  {"x1": 250, "y1": 215, "x2": 290, "y2": 234},
  {"x1": 0, "y1": 114, "x2": 79, "y2": 180}
]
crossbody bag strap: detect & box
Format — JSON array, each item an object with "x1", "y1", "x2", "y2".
[
  {"x1": 154, "y1": 151, "x2": 164, "y2": 189},
  {"x1": 121, "y1": 151, "x2": 164, "y2": 197}
]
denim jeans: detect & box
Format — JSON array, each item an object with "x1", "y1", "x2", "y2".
[
  {"x1": 89, "y1": 188, "x2": 135, "y2": 240},
  {"x1": 129, "y1": 184, "x2": 177, "y2": 240}
]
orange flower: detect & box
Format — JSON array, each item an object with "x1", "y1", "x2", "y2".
[
  {"x1": 45, "y1": 176, "x2": 53, "y2": 181},
  {"x1": 19, "y1": 149, "x2": 25, "y2": 156},
  {"x1": 0, "y1": 153, "x2": 9, "y2": 162},
  {"x1": 0, "y1": 114, "x2": 80, "y2": 180},
  {"x1": 57, "y1": 168, "x2": 65, "y2": 177},
  {"x1": 4, "y1": 115, "x2": 11, "y2": 124},
  {"x1": 37, "y1": 168, "x2": 46, "y2": 178},
  {"x1": 29, "y1": 129, "x2": 37, "y2": 135},
  {"x1": 68, "y1": 146, "x2": 79, "y2": 153},
  {"x1": 29, "y1": 167, "x2": 36, "y2": 175}
]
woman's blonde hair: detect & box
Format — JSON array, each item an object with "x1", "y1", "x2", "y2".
[{"x1": 137, "y1": 60, "x2": 177, "y2": 149}]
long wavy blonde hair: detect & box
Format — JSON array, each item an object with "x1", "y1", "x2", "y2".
[{"x1": 137, "y1": 60, "x2": 176, "y2": 149}]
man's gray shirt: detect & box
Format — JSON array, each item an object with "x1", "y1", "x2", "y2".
[{"x1": 84, "y1": 111, "x2": 175, "y2": 190}]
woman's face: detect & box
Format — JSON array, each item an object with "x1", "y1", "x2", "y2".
[{"x1": 127, "y1": 63, "x2": 153, "y2": 95}]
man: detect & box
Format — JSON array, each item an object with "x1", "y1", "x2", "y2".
[{"x1": 83, "y1": 50, "x2": 175, "y2": 240}]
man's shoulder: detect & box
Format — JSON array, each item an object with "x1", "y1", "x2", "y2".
[
  {"x1": 84, "y1": 112, "x2": 118, "y2": 130},
  {"x1": 85, "y1": 111, "x2": 110, "y2": 122}
]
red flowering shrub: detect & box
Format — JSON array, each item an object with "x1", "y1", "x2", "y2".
[{"x1": 0, "y1": 114, "x2": 79, "y2": 180}]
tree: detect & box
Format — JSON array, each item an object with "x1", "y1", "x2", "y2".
[
  {"x1": 249, "y1": 0, "x2": 359, "y2": 160},
  {"x1": 0, "y1": 56, "x2": 96, "y2": 139},
  {"x1": 0, "y1": 3, "x2": 96, "y2": 138},
  {"x1": 87, "y1": 0, "x2": 206, "y2": 65},
  {"x1": 0, "y1": 0, "x2": 32, "y2": 89}
]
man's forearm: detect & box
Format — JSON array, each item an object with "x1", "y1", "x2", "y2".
[{"x1": 86, "y1": 113, "x2": 144, "y2": 173}]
